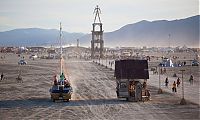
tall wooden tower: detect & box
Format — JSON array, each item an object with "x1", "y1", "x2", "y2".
[{"x1": 91, "y1": 5, "x2": 104, "y2": 59}]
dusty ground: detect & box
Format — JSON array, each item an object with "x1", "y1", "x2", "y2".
[{"x1": 0, "y1": 53, "x2": 199, "y2": 120}]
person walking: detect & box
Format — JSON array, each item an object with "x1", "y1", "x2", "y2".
[
  {"x1": 163, "y1": 68, "x2": 166, "y2": 74},
  {"x1": 165, "y1": 77, "x2": 169, "y2": 87},
  {"x1": 189, "y1": 75, "x2": 193, "y2": 85},
  {"x1": 172, "y1": 81, "x2": 177, "y2": 92},
  {"x1": 1, "y1": 73, "x2": 4, "y2": 80},
  {"x1": 176, "y1": 77, "x2": 180, "y2": 87},
  {"x1": 160, "y1": 68, "x2": 163, "y2": 74}
]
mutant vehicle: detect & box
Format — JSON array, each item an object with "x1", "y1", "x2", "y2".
[
  {"x1": 49, "y1": 23, "x2": 73, "y2": 102},
  {"x1": 115, "y1": 59, "x2": 150, "y2": 102}
]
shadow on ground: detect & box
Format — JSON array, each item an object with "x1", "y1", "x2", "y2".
[{"x1": 0, "y1": 98, "x2": 129, "y2": 108}]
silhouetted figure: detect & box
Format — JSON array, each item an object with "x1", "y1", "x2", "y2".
[
  {"x1": 165, "y1": 77, "x2": 169, "y2": 87},
  {"x1": 16, "y1": 73, "x2": 23, "y2": 83},
  {"x1": 93, "y1": 5, "x2": 101, "y2": 23},
  {"x1": 1, "y1": 73, "x2": 4, "y2": 80},
  {"x1": 189, "y1": 75, "x2": 193, "y2": 85},
  {"x1": 176, "y1": 77, "x2": 180, "y2": 87},
  {"x1": 160, "y1": 68, "x2": 163, "y2": 74},
  {"x1": 163, "y1": 68, "x2": 166, "y2": 74},
  {"x1": 183, "y1": 61, "x2": 186, "y2": 66},
  {"x1": 53, "y1": 75, "x2": 58, "y2": 85},
  {"x1": 111, "y1": 61, "x2": 113, "y2": 67}
]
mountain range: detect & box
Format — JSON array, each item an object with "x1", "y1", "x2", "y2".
[
  {"x1": 0, "y1": 28, "x2": 84, "y2": 46},
  {"x1": 0, "y1": 15, "x2": 199, "y2": 47}
]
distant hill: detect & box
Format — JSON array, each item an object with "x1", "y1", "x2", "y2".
[
  {"x1": 80, "y1": 15, "x2": 199, "y2": 48},
  {"x1": 0, "y1": 15, "x2": 199, "y2": 47},
  {"x1": 0, "y1": 28, "x2": 85, "y2": 46}
]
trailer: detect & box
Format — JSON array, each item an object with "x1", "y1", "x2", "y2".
[{"x1": 115, "y1": 59, "x2": 150, "y2": 102}]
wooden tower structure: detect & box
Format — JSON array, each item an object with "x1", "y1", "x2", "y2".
[{"x1": 91, "y1": 5, "x2": 104, "y2": 58}]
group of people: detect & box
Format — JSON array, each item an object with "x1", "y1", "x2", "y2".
[
  {"x1": 128, "y1": 81, "x2": 150, "y2": 98},
  {"x1": 164, "y1": 74, "x2": 194, "y2": 93},
  {"x1": 53, "y1": 73, "x2": 70, "y2": 87},
  {"x1": 160, "y1": 68, "x2": 166, "y2": 74},
  {"x1": 1, "y1": 72, "x2": 23, "y2": 82},
  {"x1": 165, "y1": 77, "x2": 179, "y2": 93},
  {"x1": 109, "y1": 61, "x2": 114, "y2": 67}
]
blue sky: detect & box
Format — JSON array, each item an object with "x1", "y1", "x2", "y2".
[{"x1": 0, "y1": 0, "x2": 198, "y2": 33}]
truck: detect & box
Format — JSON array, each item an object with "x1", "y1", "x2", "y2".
[{"x1": 115, "y1": 59, "x2": 150, "y2": 102}]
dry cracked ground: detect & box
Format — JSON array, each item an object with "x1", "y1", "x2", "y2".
[{"x1": 0, "y1": 53, "x2": 199, "y2": 120}]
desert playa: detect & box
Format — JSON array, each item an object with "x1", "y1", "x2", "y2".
[{"x1": 0, "y1": 50, "x2": 199, "y2": 120}]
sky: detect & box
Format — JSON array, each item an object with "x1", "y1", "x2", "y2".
[{"x1": 0, "y1": 0, "x2": 198, "y2": 33}]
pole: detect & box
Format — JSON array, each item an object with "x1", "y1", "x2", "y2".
[
  {"x1": 101, "y1": 57, "x2": 103, "y2": 66},
  {"x1": 180, "y1": 69, "x2": 186, "y2": 105},
  {"x1": 158, "y1": 66, "x2": 162, "y2": 94},
  {"x1": 173, "y1": 58, "x2": 177, "y2": 77},
  {"x1": 60, "y1": 22, "x2": 62, "y2": 75},
  {"x1": 159, "y1": 67, "x2": 160, "y2": 88},
  {"x1": 168, "y1": 34, "x2": 171, "y2": 49},
  {"x1": 182, "y1": 70, "x2": 184, "y2": 99},
  {"x1": 106, "y1": 55, "x2": 107, "y2": 68},
  {"x1": 106, "y1": 49, "x2": 108, "y2": 68}
]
